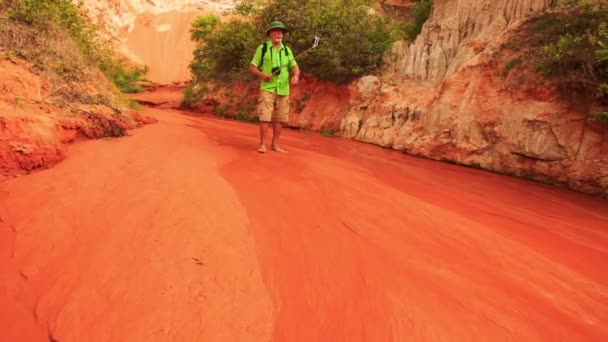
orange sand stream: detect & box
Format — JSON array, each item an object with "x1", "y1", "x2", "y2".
[{"x1": 1, "y1": 98, "x2": 607, "y2": 341}]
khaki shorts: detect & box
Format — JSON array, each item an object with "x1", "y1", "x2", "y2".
[{"x1": 257, "y1": 90, "x2": 289, "y2": 123}]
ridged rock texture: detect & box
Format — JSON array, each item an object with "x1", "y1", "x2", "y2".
[{"x1": 340, "y1": 0, "x2": 608, "y2": 195}]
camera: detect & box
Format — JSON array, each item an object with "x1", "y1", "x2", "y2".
[{"x1": 272, "y1": 67, "x2": 280, "y2": 74}]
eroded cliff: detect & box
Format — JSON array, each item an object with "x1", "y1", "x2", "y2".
[{"x1": 341, "y1": 0, "x2": 608, "y2": 195}]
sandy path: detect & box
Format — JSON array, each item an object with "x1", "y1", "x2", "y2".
[
  {"x1": 0, "y1": 110, "x2": 272, "y2": 341},
  {"x1": 1, "y1": 105, "x2": 608, "y2": 341}
]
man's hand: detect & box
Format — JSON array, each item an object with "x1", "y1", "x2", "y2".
[
  {"x1": 290, "y1": 74, "x2": 299, "y2": 86},
  {"x1": 290, "y1": 65, "x2": 301, "y2": 86},
  {"x1": 261, "y1": 73, "x2": 272, "y2": 81}
]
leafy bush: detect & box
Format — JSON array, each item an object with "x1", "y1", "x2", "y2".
[
  {"x1": 104, "y1": 64, "x2": 150, "y2": 93},
  {"x1": 594, "y1": 111, "x2": 608, "y2": 121},
  {"x1": 320, "y1": 128, "x2": 335, "y2": 137},
  {"x1": 8, "y1": 0, "x2": 97, "y2": 54},
  {"x1": 190, "y1": 15, "x2": 220, "y2": 41},
  {"x1": 190, "y1": 16, "x2": 258, "y2": 82},
  {"x1": 401, "y1": 0, "x2": 433, "y2": 41},
  {"x1": 181, "y1": 83, "x2": 208, "y2": 108},
  {"x1": 510, "y1": 1, "x2": 608, "y2": 119},
  {"x1": 503, "y1": 56, "x2": 523, "y2": 75},
  {"x1": 1, "y1": 0, "x2": 149, "y2": 95}
]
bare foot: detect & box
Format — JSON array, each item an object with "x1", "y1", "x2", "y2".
[
  {"x1": 271, "y1": 145, "x2": 287, "y2": 153},
  {"x1": 257, "y1": 145, "x2": 266, "y2": 153}
]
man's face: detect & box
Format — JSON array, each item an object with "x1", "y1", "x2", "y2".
[{"x1": 268, "y1": 29, "x2": 284, "y2": 44}]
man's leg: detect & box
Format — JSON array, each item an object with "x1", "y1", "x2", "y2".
[
  {"x1": 271, "y1": 95, "x2": 289, "y2": 152},
  {"x1": 257, "y1": 91, "x2": 274, "y2": 153},
  {"x1": 271, "y1": 121, "x2": 284, "y2": 152},
  {"x1": 258, "y1": 122, "x2": 268, "y2": 153}
]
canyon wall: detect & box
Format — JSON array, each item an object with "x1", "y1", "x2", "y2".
[
  {"x1": 339, "y1": 0, "x2": 608, "y2": 195},
  {"x1": 81, "y1": 0, "x2": 237, "y2": 83}
]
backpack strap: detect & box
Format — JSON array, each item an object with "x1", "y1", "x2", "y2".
[
  {"x1": 284, "y1": 45, "x2": 292, "y2": 58},
  {"x1": 258, "y1": 42, "x2": 269, "y2": 71},
  {"x1": 258, "y1": 43, "x2": 291, "y2": 71}
]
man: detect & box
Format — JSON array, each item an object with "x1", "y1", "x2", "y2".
[{"x1": 249, "y1": 21, "x2": 300, "y2": 153}]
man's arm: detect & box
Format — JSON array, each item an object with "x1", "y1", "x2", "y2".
[
  {"x1": 250, "y1": 45, "x2": 271, "y2": 81},
  {"x1": 289, "y1": 64, "x2": 300, "y2": 86},
  {"x1": 250, "y1": 64, "x2": 271, "y2": 81}
]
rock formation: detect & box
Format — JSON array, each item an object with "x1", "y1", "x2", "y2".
[{"x1": 340, "y1": 0, "x2": 608, "y2": 195}]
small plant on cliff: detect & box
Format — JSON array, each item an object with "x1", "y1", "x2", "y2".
[
  {"x1": 320, "y1": 128, "x2": 335, "y2": 137},
  {"x1": 401, "y1": 0, "x2": 433, "y2": 41},
  {"x1": 513, "y1": 0, "x2": 608, "y2": 120},
  {"x1": 595, "y1": 24, "x2": 608, "y2": 105},
  {"x1": 594, "y1": 111, "x2": 608, "y2": 121},
  {"x1": 503, "y1": 56, "x2": 523, "y2": 75}
]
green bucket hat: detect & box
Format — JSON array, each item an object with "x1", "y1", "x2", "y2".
[{"x1": 266, "y1": 21, "x2": 287, "y2": 35}]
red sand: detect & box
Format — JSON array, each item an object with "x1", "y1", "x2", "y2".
[{"x1": 1, "y1": 105, "x2": 607, "y2": 341}]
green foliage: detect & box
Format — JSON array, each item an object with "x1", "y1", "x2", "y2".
[
  {"x1": 181, "y1": 83, "x2": 208, "y2": 108},
  {"x1": 189, "y1": 16, "x2": 258, "y2": 81},
  {"x1": 401, "y1": 0, "x2": 433, "y2": 41},
  {"x1": 560, "y1": 0, "x2": 592, "y2": 12},
  {"x1": 8, "y1": 0, "x2": 98, "y2": 58},
  {"x1": 126, "y1": 98, "x2": 141, "y2": 111},
  {"x1": 516, "y1": 1, "x2": 608, "y2": 119},
  {"x1": 236, "y1": 108, "x2": 258, "y2": 122},
  {"x1": 190, "y1": 15, "x2": 220, "y2": 41},
  {"x1": 233, "y1": 0, "x2": 262, "y2": 16},
  {"x1": 3, "y1": 0, "x2": 149, "y2": 94},
  {"x1": 597, "y1": 82, "x2": 608, "y2": 97},
  {"x1": 503, "y1": 56, "x2": 522, "y2": 74},
  {"x1": 320, "y1": 128, "x2": 334, "y2": 137},
  {"x1": 104, "y1": 64, "x2": 150, "y2": 93},
  {"x1": 596, "y1": 24, "x2": 608, "y2": 62},
  {"x1": 596, "y1": 25, "x2": 608, "y2": 116},
  {"x1": 594, "y1": 111, "x2": 608, "y2": 121}
]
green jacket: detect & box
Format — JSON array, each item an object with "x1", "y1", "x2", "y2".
[{"x1": 250, "y1": 41, "x2": 297, "y2": 96}]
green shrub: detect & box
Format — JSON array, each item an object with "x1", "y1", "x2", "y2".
[
  {"x1": 530, "y1": 2, "x2": 607, "y2": 76},
  {"x1": 320, "y1": 128, "x2": 335, "y2": 137},
  {"x1": 190, "y1": 15, "x2": 220, "y2": 41},
  {"x1": 503, "y1": 56, "x2": 523, "y2": 74},
  {"x1": 594, "y1": 111, "x2": 608, "y2": 121},
  {"x1": 2, "y1": 0, "x2": 149, "y2": 95},
  {"x1": 515, "y1": 1, "x2": 608, "y2": 119},
  {"x1": 189, "y1": 16, "x2": 258, "y2": 82},
  {"x1": 401, "y1": 0, "x2": 433, "y2": 41},
  {"x1": 181, "y1": 83, "x2": 208, "y2": 108},
  {"x1": 233, "y1": 0, "x2": 261, "y2": 16},
  {"x1": 103, "y1": 64, "x2": 150, "y2": 93}
]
